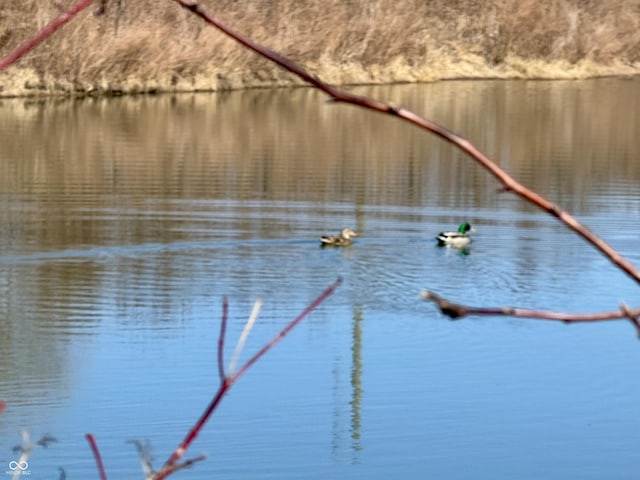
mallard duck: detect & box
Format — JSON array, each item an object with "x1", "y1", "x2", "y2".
[
  {"x1": 436, "y1": 222, "x2": 475, "y2": 248},
  {"x1": 320, "y1": 227, "x2": 359, "y2": 247}
]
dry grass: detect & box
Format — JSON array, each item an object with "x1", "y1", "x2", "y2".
[{"x1": 0, "y1": 0, "x2": 639, "y2": 96}]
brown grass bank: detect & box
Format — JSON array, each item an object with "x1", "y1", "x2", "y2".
[{"x1": 1, "y1": 0, "x2": 639, "y2": 96}]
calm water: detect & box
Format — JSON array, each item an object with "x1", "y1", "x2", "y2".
[{"x1": 1, "y1": 79, "x2": 639, "y2": 479}]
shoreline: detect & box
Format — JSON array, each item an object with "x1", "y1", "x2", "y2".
[
  {"x1": 2, "y1": 1, "x2": 639, "y2": 98},
  {"x1": 2, "y1": 60, "x2": 639, "y2": 99}
]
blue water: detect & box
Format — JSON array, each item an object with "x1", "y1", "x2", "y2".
[{"x1": 1, "y1": 79, "x2": 639, "y2": 479}]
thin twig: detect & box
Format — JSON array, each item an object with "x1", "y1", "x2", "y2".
[
  {"x1": 172, "y1": 0, "x2": 640, "y2": 287},
  {"x1": 620, "y1": 302, "x2": 640, "y2": 337},
  {"x1": 152, "y1": 454, "x2": 206, "y2": 479},
  {"x1": 154, "y1": 278, "x2": 342, "y2": 479},
  {"x1": 11, "y1": 431, "x2": 32, "y2": 480},
  {"x1": 217, "y1": 296, "x2": 228, "y2": 382},
  {"x1": 421, "y1": 290, "x2": 640, "y2": 325},
  {"x1": 127, "y1": 439, "x2": 154, "y2": 478},
  {"x1": 154, "y1": 383, "x2": 226, "y2": 480},
  {"x1": 230, "y1": 280, "x2": 341, "y2": 382},
  {"x1": 85, "y1": 433, "x2": 108, "y2": 480},
  {"x1": 227, "y1": 298, "x2": 262, "y2": 376},
  {"x1": 0, "y1": 0, "x2": 95, "y2": 71},
  {"x1": 8, "y1": 432, "x2": 58, "y2": 480}
]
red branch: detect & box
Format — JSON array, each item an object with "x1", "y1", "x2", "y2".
[
  {"x1": 172, "y1": 0, "x2": 640, "y2": 288},
  {"x1": 421, "y1": 290, "x2": 640, "y2": 335},
  {"x1": 0, "y1": 0, "x2": 95, "y2": 71},
  {"x1": 85, "y1": 433, "x2": 108, "y2": 480},
  {"x1": 230, "y1": 278, "x2": 342, "y2": 381},
  {"x1": 153, "y1": 278, "x2": 342, "y2": 479},
  {"x1": 217, "y1": 296, "x2": 229, "y2": 381},
  {"x1": 620, "y1": 303, "x2": 640, "y2": 337},
  {"x1": 0, "y1": 400, "x2": 5, "y2": 416}
]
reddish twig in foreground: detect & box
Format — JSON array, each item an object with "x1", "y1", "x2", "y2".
[
  {"x1": 620, "y1": 303, "x2": 640, "y2": 337},
  {"x1": 151, "y1": 278, "x2": 341, "y2": 480},
  {"x1": 85, "y1": 433, "x2": 108, "y2": 480},
  {"x1": 421, "y1": 290, "x2": 640, "y2": 336},
  {"x1": 82, "y1": 280, "x2": 340, "y2": 480},
  {"x1": 0, "y1": 0, "x2": 95, "y2": 71},
  {"x1": 217, "y1": 297, "x2": 228, "y2": 381},
  {"x1": 0, "y1": 400, "x2": 5, "y2": 416},
  {"x1": 172, "y1": 0, "x2": 640, "y2": 288}
]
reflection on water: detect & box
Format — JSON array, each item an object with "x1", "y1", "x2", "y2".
[
  {"x1": 1, "y1": 79, "x2": 639, "y2": 209},
  {"x1": 0, "y1": 79, "x2": 639, "y2": 479}
]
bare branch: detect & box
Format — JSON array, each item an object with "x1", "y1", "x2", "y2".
[
  {"x1": 620, "y1": 302, "x2": 640, "y2": 337},
  {"x1": 227, "y1": 298, "x2": 261, "y2": 377},
  {"x1": 85, "y1": 433, "x2": 108, "y2": 480},
  {"x1": 154, "y1": 278, "x2": 342, "y2": 479},
  {"x1": 36, "y1": 433, "x2": 58, "y2": 448},
  {"x1": 11, "y1": 431, "x2": 32, "y2": 480},
  {"x1": 127, "y1": 439, "x2": 154, "y2": 478},
  {"x1": 173, "y1": 1, "x2": 640, "y2": 287},
  {"x1": 421, "y1": 290, "x2": 640, "y2": 329},
  {"x1": 230, "y1": 278, "x2": 342, "y2": 383},
  {"x1": 152, "y1": 454, "x2": 206, "y2": 479},
  {"x1": 0, "y1": 0, "x2": 95, "y2": 71},
  {"x1": 217, "y1": 296, "x2": 228, "y2": 382}
]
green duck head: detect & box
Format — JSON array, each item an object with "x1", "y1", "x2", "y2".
[{"x1": 458, "y1": 222, "x2": 475, "y2": 234}]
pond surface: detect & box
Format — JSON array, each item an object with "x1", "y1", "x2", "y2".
[{"x1": 1, "y1": 78, "x2": 639, "y2": 479}]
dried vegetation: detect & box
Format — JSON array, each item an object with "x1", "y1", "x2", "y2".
[{"x1": 0, "y1": 0, "x2": 639, "y2": 96}]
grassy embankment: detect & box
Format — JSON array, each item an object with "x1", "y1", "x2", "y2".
[{"x1": 1, "y1": 0, "x2": 639, "y2": 96}]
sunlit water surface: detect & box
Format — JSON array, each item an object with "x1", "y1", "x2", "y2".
[{"x1": 1, "y1": 79, "x2": 639, "y2": 479}]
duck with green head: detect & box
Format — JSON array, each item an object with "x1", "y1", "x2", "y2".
[
  {"x1": 436, "y1": 222, "x2": 475, "y2": 248},
  {"x1": 320, "y1": 227, "x2": 359, "y2": 247}
]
